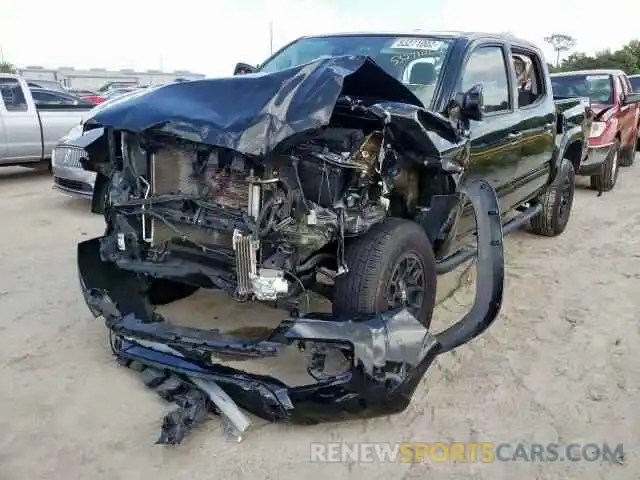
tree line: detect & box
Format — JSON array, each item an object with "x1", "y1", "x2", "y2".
[
  {"x1": 546, "y1": 33, "x2": 640, "y2": 74},
  {"x1": 1, "y1": 61, "x2": 17, "y2": 74}
]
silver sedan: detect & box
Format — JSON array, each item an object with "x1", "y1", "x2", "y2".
[{"x1": 51, "y1": 125, "x2": 97, "y2": 199}]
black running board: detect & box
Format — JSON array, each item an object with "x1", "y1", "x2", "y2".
[{"x1": 436, "y1": 203, "x2": 542, "y2": 275}]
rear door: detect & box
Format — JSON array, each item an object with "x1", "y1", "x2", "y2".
[
  {"x1": 508, "y1": 46, "x2": 555, "y2": 203},
  {"x1": 0, "y1": 76, "x2": 42, "y2": 163}
]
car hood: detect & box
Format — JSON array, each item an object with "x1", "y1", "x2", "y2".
[
  {"x1": 84, "y1": 55, "x2": 434, "y2": 157},
  {"x1": 82, "y1": 87, "x2": 161, "y2": 122}
]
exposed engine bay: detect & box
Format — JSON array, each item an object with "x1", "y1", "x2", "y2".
[
  {"x1": 100, "y1": 118, "x2": 442, "y2": 307},
  {"x1": 76, "y1": 55, "x2": 472, "y2": 317}
]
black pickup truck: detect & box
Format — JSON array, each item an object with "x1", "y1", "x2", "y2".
[{"x1": 73, "y1": 31, "x2": 588, "y2": 444}]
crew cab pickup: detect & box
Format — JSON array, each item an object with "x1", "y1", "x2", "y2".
[
  {"x1": 0, "y1": 74, "x2": 94, "y2": 168},
  {"x1": 551, "y1": 70, "x2": 640, "y2": 190},
  {"x1": 73, "y1": 32, "x2": 588, "y2": 445}
]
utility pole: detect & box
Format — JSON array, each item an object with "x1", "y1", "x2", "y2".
[
  {"x1": 269, "y1": 21, "x2": 274, "y2": 55},
  {"x1": 0, "y1": 44, "x2": 4, "y2": 63}
]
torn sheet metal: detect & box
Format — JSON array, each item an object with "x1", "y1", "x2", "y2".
[{"x1": 79, "y1": 55, "x2": 462, "y2": 161}]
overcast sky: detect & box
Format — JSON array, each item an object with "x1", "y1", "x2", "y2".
[{"x1": 0, "y1": 0, "x2": 637, "y2": 77}]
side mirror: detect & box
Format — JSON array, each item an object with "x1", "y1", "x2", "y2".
[
  {"x1": 233, "y1": 62, "x2": 257, "y2": 75},
  {"x1": 622, "y1": 92, "x2": 640, "y2": 106},
  {"x1": 455, "y1": 83, "x2": 484, "y2": 121}
]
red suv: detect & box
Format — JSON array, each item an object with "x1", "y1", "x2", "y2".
[{"x1": 551, "y1": 70, "x2": 640, "y2": 190}]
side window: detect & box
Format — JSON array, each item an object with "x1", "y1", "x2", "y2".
[
  {"x1": 461, "y1": 46, "x2": 510, "y2": 114},
  {"x1": 620, "y1": 75, "x2": 632, "y2": 95},
  {"x1": 511, "y1": 51, "x2": 545, "y2": 108},
  {"x1": 0, "y1": 78, "x2": 28, "y2": 112},
  {"x1": 32, "y1": 91, "x2": 76, "y2": 106}
]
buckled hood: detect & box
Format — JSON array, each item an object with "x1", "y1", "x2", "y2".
[{"x1": 84, "y1": 55, "x2": 435, "y2": 157}]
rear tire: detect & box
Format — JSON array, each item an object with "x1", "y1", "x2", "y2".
[
  {"x1": 590, "y1": 139, "x2": 620, "y2": 191},
  {"x1": 530, "y1": 157, "x2": 575, "y2": 237},
  {"x1": 333, "y1": 218, "x2": 437, "y2": 328}
]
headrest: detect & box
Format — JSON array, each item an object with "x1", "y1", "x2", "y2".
[{"x1": 409, "y1": 62, "x2": 436, "y2": 85}]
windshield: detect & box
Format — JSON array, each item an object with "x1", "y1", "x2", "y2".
[
  {"x1": 551, "y1": 73, "x2": 613, "y2": 105},
  {"x1": 629, "y1": 76, "x2": 640, "y2": 93},
  {"x1": 259, "y1": 35, "x2": 454, "y2": 107}
]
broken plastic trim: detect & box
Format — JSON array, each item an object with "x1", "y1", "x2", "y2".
[{"x1": 77, "y1": 177, "x2": 504, "y2": 443}]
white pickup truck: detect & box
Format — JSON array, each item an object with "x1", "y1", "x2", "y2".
[{"x1": 0, "y1": 74, "x2": 94, "y2": 168}]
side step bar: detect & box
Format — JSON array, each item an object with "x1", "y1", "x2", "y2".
[{"x1": 436, "y1": 203, "x2": 542, "y2": 275}]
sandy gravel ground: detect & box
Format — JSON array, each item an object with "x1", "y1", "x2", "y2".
[{"x1": 1, "y1": 160, "x2": 639, "y2": 480}]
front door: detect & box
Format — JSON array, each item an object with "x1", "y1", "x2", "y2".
[{"x1": 454, "y1": 44, "x2": 522, "y2": 238}]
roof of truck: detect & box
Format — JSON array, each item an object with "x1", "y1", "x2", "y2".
[
  {"x1": 298, "y1": 30, "x2": 538, "y2": 48},
  {"x1": 551, "y1": 69, "x2": 625, "y2": 77}
]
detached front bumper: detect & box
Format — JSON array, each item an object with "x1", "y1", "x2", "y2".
[{"x1": 77, "y1": 178, "x2": 505, "y2": 445}]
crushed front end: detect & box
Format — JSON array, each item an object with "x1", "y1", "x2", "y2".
[{"x1": 75, "y1": 55, "x2": 506, "y2": 444}]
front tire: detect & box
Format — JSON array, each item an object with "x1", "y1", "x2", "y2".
[
  {"x1": 590, "y1": 139, "x2": 620, "y2": 191},
  {"x1": 530, "y1": 157, "x2": 575, "y2": 237},
  {"x1": 333, "y1": 218, "x2": 437, "y2": 328}
]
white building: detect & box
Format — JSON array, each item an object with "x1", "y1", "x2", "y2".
[{"x1": 19, "y1": 65, "x2": 206, "y2": 91}]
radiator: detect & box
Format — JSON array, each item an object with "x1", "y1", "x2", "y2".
[{"x1": 149, "y1": 146, "x2": 251, "y2": 249}]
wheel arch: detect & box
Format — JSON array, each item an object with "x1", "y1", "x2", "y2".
[{"x1": 563, "y1": 140, "x2": 584, "y2": 174}]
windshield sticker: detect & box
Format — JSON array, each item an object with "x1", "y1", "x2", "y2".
[
  {"x1": 586, "y1": 75, "x2": 610, "y2": 81},
  {"x1": 390, "y1": 38, "x2": 444, "y2": 50},
  {"x1": 391, "y1": 51, "x2": 437, "y2": 66}
]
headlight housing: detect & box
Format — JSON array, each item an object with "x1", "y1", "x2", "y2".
[{"x1": 589, "y1": 121, "x2": 607, "y2": 139}]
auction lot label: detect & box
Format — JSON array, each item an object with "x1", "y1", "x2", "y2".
[{"x1": 390, "y1": 38, "x2": 444, "y2": 51}]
